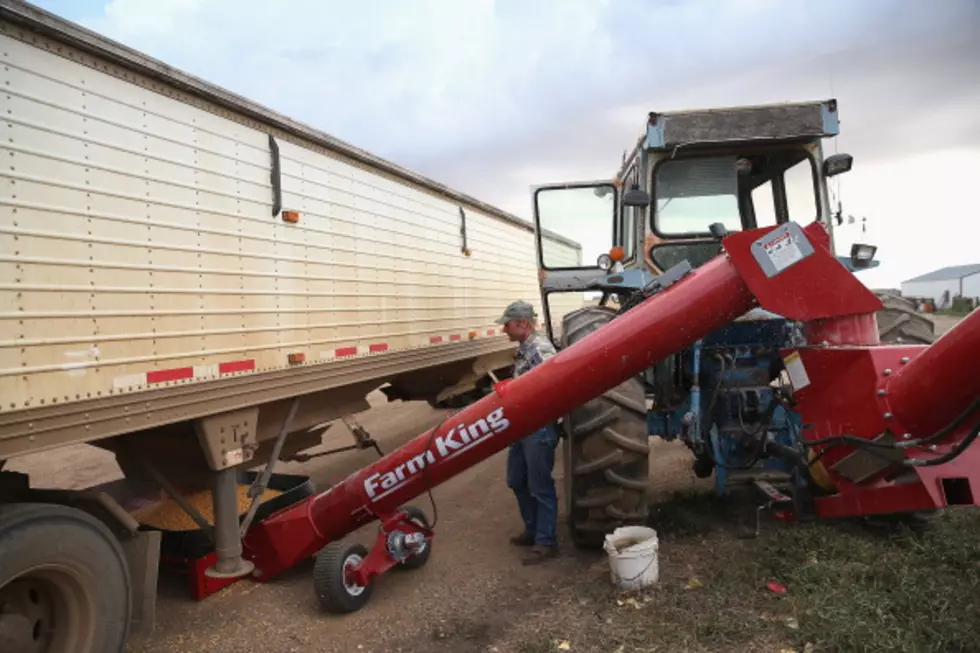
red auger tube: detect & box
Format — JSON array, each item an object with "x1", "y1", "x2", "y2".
[
  {"x1": 886, "y1": 306, "x2": 980, "y2": 436},
  {"x1": 305, "y1": 254, "x2": 756, "y2": 542}
]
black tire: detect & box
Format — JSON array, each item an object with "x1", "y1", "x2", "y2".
[
  {"x1": 559, "y1": 306, "x2": 650, "y2": 550},
  {"x1": 875, "y1": 293, "x2": 937, "y2": 345},
  {"x1": 0, "y1": 503, "x2": 131, "y2": 653},
  {"x1": 313, "y1": 541, "x2": 373, "y2": 614},
  {"x1": 392, "y1": 506, "x2": 432, "y2": 571}
]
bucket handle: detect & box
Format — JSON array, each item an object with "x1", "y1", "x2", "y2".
[{"x1": 610, "y1": 555, "x2": 658, "y2": 586}]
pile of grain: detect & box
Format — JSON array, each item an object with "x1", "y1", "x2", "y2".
[{"x1": 135, "y1": 484, "x2": 283, "y2": 531}]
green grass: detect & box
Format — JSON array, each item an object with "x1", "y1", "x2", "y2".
[
  {"x1": 511, "y1": 491, "x2": 980, "y2": 653},
  {"x1": 763, "y1": 510, "x2": 980, "y2": 652}
]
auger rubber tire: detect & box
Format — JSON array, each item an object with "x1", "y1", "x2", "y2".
[
  {"x1": 875, "y1": 293, "x2": 937, "y2": 345},
  {"x1": 560, "y1": 306, "x2": 650, "y2": 550},
  {"x1": 313, "y1": 541, "x2": 373, "y2": 614}
]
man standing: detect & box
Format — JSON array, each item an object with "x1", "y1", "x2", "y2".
[{"x1": 494, "y1": 300, "x2": 560, "y2": 565}]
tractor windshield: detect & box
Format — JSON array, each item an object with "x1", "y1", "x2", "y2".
[
  {"x1": 653, "y1": 156, "x2": 742, "y2": 236},
  {"x1": 648, "y1": 149, "x2": 819, "y2": 272},
  {"x1": 651, "y1": 150, "x2": 818, "y2": 236}
]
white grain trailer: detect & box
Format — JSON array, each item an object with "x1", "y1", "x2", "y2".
[{"x1": 0, "y1": 1, "x2": 583, "y2": 650}]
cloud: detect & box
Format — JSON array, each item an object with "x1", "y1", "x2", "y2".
[{"x1": 31, "y1": 0, "x2": 980, "y2": 286}]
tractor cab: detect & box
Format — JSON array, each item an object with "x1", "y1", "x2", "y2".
[{"x1": 531, "y1": 99, "x2": 861, "y2": 345}]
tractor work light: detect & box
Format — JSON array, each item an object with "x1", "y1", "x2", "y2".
[
  {"x1": 823, "y1": 153, "x2": 853, "y2": 177},
  {"x1": 849, "y1": 243, "x2": 877, "y2": 268}
]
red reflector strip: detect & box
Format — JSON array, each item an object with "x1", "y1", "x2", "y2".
[
  {"x1": 219, "y1": 360, "x2": 255, "y2": 375},
  {"x1": 335, "y1": 347, "x2": 358, "y2": 358},
  {"x1": 429, "y1": 336, "x2": 443, "y2": 343},
  {"x1": 369, "y1": 344, "x2": 389, "y2": 353},
  {"x1": 449, "y1": 334, "x2": 462, "y2": 342},
  {"x1": 146, "y1": 367, "x2": 193, "y2": 384},
  {"x1": 487, "y1": 329, "x2": 496, "y2": 336}
]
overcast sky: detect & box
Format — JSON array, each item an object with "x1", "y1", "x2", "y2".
[{"x1": 32, "y1": 0, "x2": 980, "y2": 289}]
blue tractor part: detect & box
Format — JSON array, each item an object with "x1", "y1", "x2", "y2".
[{"x1": 644, "y1": 307, "x2": 804, "y2": 498}]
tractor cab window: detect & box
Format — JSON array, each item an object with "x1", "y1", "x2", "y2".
[
  {"x1": 651, "y1": 150, "x2": 818, "y2": 236},
  {"x1": 748, "y1": 155, "x2": 818, "y2": 228},
  {"x1": 535, "y1": 184, "x2": 616, "y2": 270},
  {"x1": 653, "y1": 156, "x2": 742, "y2": 236}
]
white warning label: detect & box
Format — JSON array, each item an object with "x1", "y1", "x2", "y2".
[
  {"x1": 782, "y1": 350, "x2": 810, "y2": 391},
  {"x1": 761, "y1": 231, "x2": 805, "y2": 272}
]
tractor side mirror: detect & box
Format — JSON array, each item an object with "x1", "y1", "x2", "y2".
[
  {"x1": 622, "y1": 184, "x2": 651, "y2": 207},
  {"x1": 823, "y1": 153, "x2": 853, "y2": 178}
]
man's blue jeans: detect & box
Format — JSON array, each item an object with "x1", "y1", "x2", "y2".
[{"x1": 506, "y1": 424, "x2": 559, "y2": 547}]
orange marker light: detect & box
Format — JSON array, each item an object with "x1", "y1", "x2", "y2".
[
  {"x1": 282, "y1": 210, "x2": 300, "y2": 224},
  {"x1": 609, "y1": 246, "x2": 626, "y2": 262}
]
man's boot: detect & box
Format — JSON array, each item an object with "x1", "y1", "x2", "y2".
[
  {"x1": 522, "y1": 543, "x2": 559, "y2": 565},
  {"x1": 510, "y1": 532, "x2": 535, "y2": 547}
]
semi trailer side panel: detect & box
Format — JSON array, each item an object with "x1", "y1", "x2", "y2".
[{"x1": 0, "y1": 23, "x2": 583, "y2": 419}]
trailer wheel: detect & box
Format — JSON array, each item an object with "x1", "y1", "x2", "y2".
[
  {"x1": 875, "y1": 293, "x2": 937, "y2": 345},
  {"x1": 0, "y1": 503, "x2": 131, "y2": 653},
  {"x1": 560, "y1": 306, "x2": 650, "y2": 550},
  {"x1": 393, "y1": 506, "x2": 432, "y2": 571},
  {"x1": 313, "y1": 541, "x2": 373, "y2": 614}
]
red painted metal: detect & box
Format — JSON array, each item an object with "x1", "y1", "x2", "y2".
[
  {"x1": 160, "y1": 553, "x2": 239, "y2": 600},
  {"x1": 723, "y1": 223, "x2": 883, "y2": 321},
  {"x1": 886, "y1": 307, "x2": 980, "y2": 437},
  {"x1": 804, "y1": 314, "x2": 881, "y2": 346},
  {"x1": 245, "y1": 251, "x2": 757, "y2": 580},
  {"x1": 786, "y1": 344, "x2": 980, "y2": 517}
]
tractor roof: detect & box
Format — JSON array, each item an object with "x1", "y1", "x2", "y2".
[{"x1": 616, "y1": 99, "x2": 840, "y2": 181}]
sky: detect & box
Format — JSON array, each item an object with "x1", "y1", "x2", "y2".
[{"x1": 28, "y1": 0, "x2": 980, "y2": 289}]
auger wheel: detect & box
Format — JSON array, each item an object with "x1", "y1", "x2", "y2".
[{"x1": 559, "y1": 306, "x2": 650, "y2": 550}]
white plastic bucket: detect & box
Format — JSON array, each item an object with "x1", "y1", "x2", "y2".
[{"x1": 603, "y1": 526, "x2": 659, "y2": 590}]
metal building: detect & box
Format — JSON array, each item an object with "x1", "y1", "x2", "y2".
[{"x1": 901, "y1": 264, "x2": 980, "y2": 305}]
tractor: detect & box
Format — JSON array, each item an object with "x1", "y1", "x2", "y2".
[{"x1": 530, "y1": 99, "x2": 950, "y2": 547}]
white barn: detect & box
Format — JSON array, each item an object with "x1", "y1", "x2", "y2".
[{"x1": 901, "y1": 264, "x2": 980, "y2": 305}]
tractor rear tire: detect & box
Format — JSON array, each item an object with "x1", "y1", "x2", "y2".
[
  {"x1": 875, "y1": 293, "x2": 937, "y2": 345},
  {"x1": 559, "y1": 306, "x2": 650, "y2": 550}
]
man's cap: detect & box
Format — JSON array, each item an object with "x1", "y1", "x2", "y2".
[{"x1": 494, "y1": 300, "x2": 538, "y2": 325}]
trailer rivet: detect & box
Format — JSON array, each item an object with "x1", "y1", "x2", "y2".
[
  {"x1": 883, "y1": 368, "x2": 892, "y2": 376},
  {"x1": 900, "y1": 357, "x2": 910, "y2": 364},
  {"x1": 883, "y1": 412, "x2": 893, "y2": 419},
  {"x1": 903, "y1": 433, "x2": 912, "y2": 440}
]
